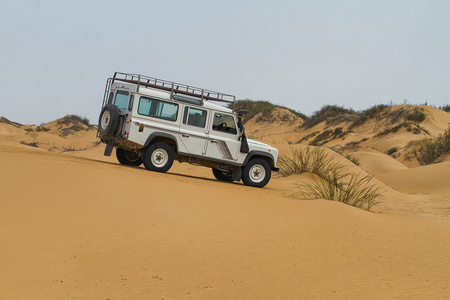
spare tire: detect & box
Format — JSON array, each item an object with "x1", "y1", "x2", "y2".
[{"x1": 98, "y1": 104, "x2": 120, "y2": 137}]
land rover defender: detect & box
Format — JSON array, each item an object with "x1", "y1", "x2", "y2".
[{"x1": 97, "y1": 72, "x2": 279, "y2": 188}]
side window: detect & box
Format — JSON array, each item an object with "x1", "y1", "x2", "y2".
[
  {"x1": 128, "y1": 95, "x2": 134, "y2": 111},
  {"x1": 184, "y1": 107, "x2": 207, "y2": 128},
  {"x1": 138, "y1": 97, "x2": 178, "y2": 121},
  {"x1": 212, "y1": 113, "x2": 237, "y2": 135},
  {"x1": 160, "y1": 103, "x2": 178, "y2": 120},
  {"x1": 114, "y1": 90, "x2": 129, "y2": 110}
]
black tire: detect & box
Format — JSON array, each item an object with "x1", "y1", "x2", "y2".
[
  {"x1": 242, "y1": 158, "x2": 271, "y2": 188},
  {"x1": 98, "y1": 104, "x2": 120, "y2": 137},
  {"x1": 116, "y1": 148, "x2": 142, "y2": 166},
  {"x1": 142, "y1": 142, "x2": 174, "y2": 173},
  {"x1": 212, "y1": 168, "x2": 233, "y2": 182}
]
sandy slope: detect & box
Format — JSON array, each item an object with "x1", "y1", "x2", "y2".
[
  {"x1": 244, "y1": 105, "x2": 450, "y2": 169},
  {"x1": 351, "y1": 149, "x2": 409, "y2": 175},
  {"x1": 1, "y1": 135, "x2": 450, "y2": 299}
]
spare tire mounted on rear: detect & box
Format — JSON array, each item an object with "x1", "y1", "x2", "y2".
[{"x1": 98, "y1": 104, "x2": 120, "y2": 137}]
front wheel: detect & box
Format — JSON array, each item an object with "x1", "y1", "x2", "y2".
[
  {"x1": 242, "y1": 158, "x2": 271, "y2": 188},
  {"x1": 116, "y1": 148, "x2": 142, "y2": 166},
  {"x1": 142, "y1": 142, "x2": 174, "y2": 173}
]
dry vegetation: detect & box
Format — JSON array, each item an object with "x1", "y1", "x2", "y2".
[
  {"x1": 232, "y1": 99, "x2": 306, "y2": 123},
  {"x1": 278, "y1": 146, "x2": 381, "y2": 210},
  {"x1": 411, "y1": 124, "x2": 450, "y2": 165},
  {"x1": 241, "y1": 100, "x2": 449, "y2": 169}
]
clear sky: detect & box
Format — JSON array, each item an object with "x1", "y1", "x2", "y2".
[{"x1": 1, "y1": 0, "x2": 449, "y2": 125}]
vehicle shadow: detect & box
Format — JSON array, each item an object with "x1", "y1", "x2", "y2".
[{"x1": 70, "y1": 154, "x2": 245, "y2": 186}]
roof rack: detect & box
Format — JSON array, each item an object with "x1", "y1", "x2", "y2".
[{"x1": 111, "y1": 72, "x2": 236, "y2": 110}]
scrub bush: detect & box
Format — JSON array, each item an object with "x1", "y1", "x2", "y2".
[
  {"x1": 279, "y1": 146, "x2": 380, "y2": 211},
  {"x1": 412, "y1": 125, "x2": 450, "y2": 165}
]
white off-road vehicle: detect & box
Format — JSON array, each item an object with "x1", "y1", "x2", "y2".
[{"x1": 97, "y1": 72, "x2": 279, "y2": 188}]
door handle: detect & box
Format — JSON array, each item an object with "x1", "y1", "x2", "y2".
[
  {"x1": 210, "y1": 140, "x2": 218, "y2": 143},
  {"x1": 182, "y1": 134, "x2": 190, "y2": 138}
]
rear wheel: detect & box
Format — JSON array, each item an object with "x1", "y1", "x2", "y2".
[
  {"x1": 142, "y1": 142, "x2": 174, "y2": 173},
  {"x1": 212, "y1": 168, "x2": 233, "y2": 182},
  {"x1": 116, "y1": 148, "x2": 142, "y2": 166},
  {"x1": 242, "y1": 158, "x2": 271, "y2": 188}
]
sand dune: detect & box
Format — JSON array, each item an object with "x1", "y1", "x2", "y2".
[
  {"x1": 420, "y1": 105, "x2": 450, "y2": 135},
  {"x1": 245, "y1": 105, "x2": 450, "y2": 168},
  {"x1": 377, "y1": 161, "x2": 450, "y2": 194},
  {"x1": 1, "y1": 110, "x2": 450, "y2": 299},
  {"x1": 351, "y1": 149, "x2": 409, "y2": 175}
]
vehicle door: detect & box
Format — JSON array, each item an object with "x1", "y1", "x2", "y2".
[
  {"x1": 178, "y1": 106, "x2": 208, "y2": 156},
  {"x1": 205, "y1": 112, "x2": 240, "y2": 161},
  {"x1": 110, "y1": 89, "x2": 131, "y2": 136}
]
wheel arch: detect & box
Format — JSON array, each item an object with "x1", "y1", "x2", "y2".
[
  {"x1": 243, "y1": 151, "x2": 277, "y2": 170},
  {"x1": 144, "y1": 132, "x2": 178, "y2": 152}
]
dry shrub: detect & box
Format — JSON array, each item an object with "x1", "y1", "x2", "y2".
[
  {"x1": 57, "y1": 115, "x2": 90, "y2": 126},
  {"x1": 278, "y1": 146, "x2": 340, "y2": 179},
  {"x1": 406, "y1": 110, "x2": 426, "y2": 123},
  {"x1": 412, "y1": 125, "x2": 450, "y2": 165},
  {"x1": 279, "y1": 146, "x2": 380, "y2": 211},
  {"x1": 440, "y1": 105, "x2": 450, "y2": 112},
  {"x1": 297, "y1": 172, "x2": 380, "y2": 211},
  {"x1": 20, "y1": 140, "x2": 39, "y2": 147},
  {"x1": 302, "y1": 105, "x2": 356, "y2": 129},
  {"x1": 232, "y1": 99, "x2": 306, "y2": 124},
  {"x1": 344, "y1": 153, "x2": 360, "y2": 166}
]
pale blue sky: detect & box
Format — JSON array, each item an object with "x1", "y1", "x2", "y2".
[{"x1": 1, "y1": 0, "x2": 449, "y2": 124}]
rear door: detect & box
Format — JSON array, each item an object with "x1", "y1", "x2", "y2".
[{"x1": 112, "y1": 89, "x2": 130, "y2": 135}]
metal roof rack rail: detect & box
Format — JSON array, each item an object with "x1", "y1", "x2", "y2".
[{"x1": 111, "y1": 72, "x2": 236, "y2": 110}]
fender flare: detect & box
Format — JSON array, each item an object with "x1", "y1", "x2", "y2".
[
  {"x1": 144, "y1": 132, "x2": 179, "y2": 149},
  {"x1": 242, "y1": 151, "x2": 277, "y2": 170}
]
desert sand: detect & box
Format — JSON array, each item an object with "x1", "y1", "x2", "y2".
[{"x1": 1, "y1": 107, "x2": 450, "y2": 299}]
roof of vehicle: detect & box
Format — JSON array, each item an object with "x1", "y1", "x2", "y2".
[
  {"x1": 131, "y1": 84, "x2": 234, "y2": 114},
  {"x1": 202, "y1": 100, "x2": 234, "y2": 113},
  {"x1": 109, "y1": 72, "x2": 236, "y2": 113}
]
